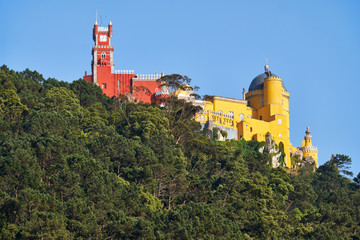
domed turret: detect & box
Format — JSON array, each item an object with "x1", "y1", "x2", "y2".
[{"x1": 248, "y1": 65, "x2": 286, "y2": 92}]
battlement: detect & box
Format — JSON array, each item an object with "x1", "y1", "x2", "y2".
[
  {"x1": 114, "y1": 70, "x2": 134, "y2": 74},
  {"x1": 98, "y1": 27, "x2": 108, "y2": 32},
  {"x1": 93, "y1": 45, "x2": 114, "y2": 49},
  {"x1": 133, "y1": 73, "x2": 164, "y2": 81},
  {"x1": 301, "y1": 146, "x2": 318, "y2": 152},
  {"x1": 246, "y1": 88, "x2": 263, "y2": 97},
  {"x1": 265, "y1": 75, "x2": 281, "y2": 80}
]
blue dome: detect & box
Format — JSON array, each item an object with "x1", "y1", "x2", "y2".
[{"x1": 248, "y1": 71, "x2": 286, "y2": 92}]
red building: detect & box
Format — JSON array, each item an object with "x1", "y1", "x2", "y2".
[{"x1": 83, "y1": 20, "x2": 165, "y2": 103}]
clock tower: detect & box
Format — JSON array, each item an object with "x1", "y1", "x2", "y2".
[
  {"x1": 83, "y1": 20, "x2": 164, "y2": 102},
  {"x1": 91, "y1": 20, "x2": 114, "y2": 86}
]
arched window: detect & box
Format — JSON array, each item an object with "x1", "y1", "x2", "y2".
[
  {"x1": 250, "y1": 127, "x2": 253, "y2": 132},
  {"x1": 259, "y1": 115, "x2": 262, "y2": 120},
  {"x1": 240, "y1": 113, "x2": 244, "y2": 121},
  {"x1": 101, "y1": 52, "x2": 106, "y2": 59}
]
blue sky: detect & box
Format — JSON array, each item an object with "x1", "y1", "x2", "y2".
[{"x1": 1, "y1": 0, "x2": 360, "y2": 175}]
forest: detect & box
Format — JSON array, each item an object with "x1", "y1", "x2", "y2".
[{"x1": 0, "y1": 65, "x2": 360, "y2": 239}]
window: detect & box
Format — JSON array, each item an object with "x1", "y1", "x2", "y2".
[
  {"x1": 248, "y1": 115, "x2": 252, "y2": 119},
  {"x1": 250, "y1": 127, "x2": 253, "y2": 132},
  {"x1": 118, "y1": 80, "x2": 120, "y2": 90},
  {"x1": 229, "y1": 111, "x2": 234, "y2": 116},
  {"x1": 278, "y1": 119, "x2": 282, "y2": 124},
  {"x1": 261, "y1": 97, "x2": 264, "y2": 105},
  {"x1": 101, "y1": 52, "x2": 106, "y2": 59},
  {"x1": 279, "y1": 133, "x2": 282, "y2": 137},
  {"x1": 102, "y1": 83, "x2": 106, "y2": 89},
  {"x1": 240, "y1": 113, "x2": 244, "y2": 121},
  {"x1": 259, "y1": 115, "x2": 262, "y2": 120}
]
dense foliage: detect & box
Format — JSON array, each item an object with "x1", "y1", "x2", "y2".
[{"x1": 0, "y1": 65, "x2": 359, "y2": 239}]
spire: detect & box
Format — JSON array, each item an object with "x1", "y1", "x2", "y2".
[
  {"x1": 306, "y1": 126, "x2": 310, "y2": 135},
  {"x1": 109, "y1": 20, "x2": 112, "y2": 25},
  {"x1": 95, "y1": 19, "x2": 97, "y2": 25}
]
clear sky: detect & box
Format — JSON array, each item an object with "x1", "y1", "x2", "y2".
[{"x1": 1, "y1": 0, "x2": 360, "y2": 175}]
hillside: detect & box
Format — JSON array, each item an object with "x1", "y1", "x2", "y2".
[{"x1": 0, "y1": 65, "x2": 360, "y2": 239}]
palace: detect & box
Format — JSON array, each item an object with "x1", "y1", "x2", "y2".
[
  {"x1": 83, "y1": 20, "x2": 166, "y2": 103},
  {"x1": 191, "y1": 65, "x2": 318, "y2": 168},
  {"x1": 82, "y1": 20, "x2": 318, "y2": 169}
]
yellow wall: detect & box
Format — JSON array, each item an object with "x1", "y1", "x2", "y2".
[{"x1": 264, "y1": 76, "x2": 283, "y2": 105}]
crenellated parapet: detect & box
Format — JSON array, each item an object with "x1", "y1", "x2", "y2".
[
  {"x1": 301, "y1": 146, "x2": 318, "y2": 152},
  {"x1": 246, "y1": 89, "x2": 263, "y2": 98},
  {"x1": 133, "y1": 72, "x2": 164, "y2": 81},
  {"x1": 114, "y1": 70, "x2": 135, "y2": 74},
  {"x1": 265, "y1": 75, "x2": 282, "y2": 80},
  {"x1": 93, "y1": 45, "x2": 114, "y2": 50}
]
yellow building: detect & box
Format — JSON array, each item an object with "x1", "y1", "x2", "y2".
[{"x1": 193, "y1": 64, "x2": 318, "y2": 168}]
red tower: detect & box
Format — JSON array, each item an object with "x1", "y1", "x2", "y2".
[{"x1": 83, "y1": 20, "x2": 164, "y2": 103}]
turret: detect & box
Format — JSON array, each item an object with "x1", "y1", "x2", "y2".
[
  {"x1": 304, "y1": 126, "x2": 312, "y2": 147},
  {"x1": 108, "y1": 20, "x2": 113, "y2": 37},
  {"x1": 301, "y1": 126, "x2": 318, "y2": 168},
  {"x1": 93, "y1": 20, "x2": 98, "y2": 42},
  {"x1": 263, "y1": 65, "x2": 283, "y2": 106}
]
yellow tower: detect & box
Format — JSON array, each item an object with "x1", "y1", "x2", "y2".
[
  {"x1": 244, "y1": 65, "x2": 291, "y2": 167},
  {"x1": 301, "y1": 126, "x2": 319, "y2": 167},
  {"x1": 264, "y1": 74, "x2": 282, "y2": 106}
]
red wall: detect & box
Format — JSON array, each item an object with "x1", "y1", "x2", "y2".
[
  {"x1": 132, "y1": 80, "x2": 162, "y2": 103},
  {"x1": 114, "y1": 73, "x2": 136, "y2": 97},
  {"x1": 83, "y1": 74, "x2": 92, "y2": 83},
  {"x1": 83, "y1": 72, "x2": 162, "y2": 103}
]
